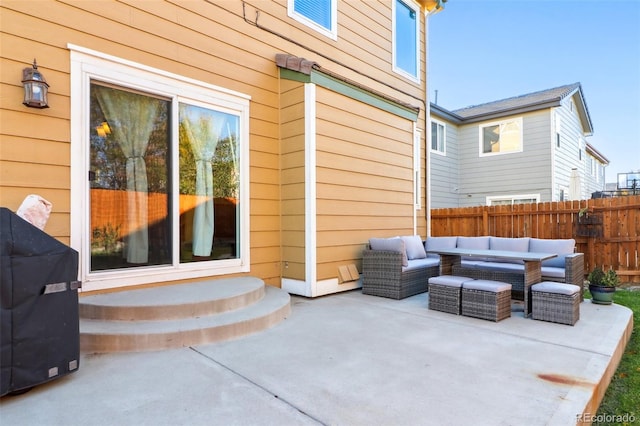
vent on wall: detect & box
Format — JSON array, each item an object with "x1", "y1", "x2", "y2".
[{"x1": 338, "y1": 264, "x2": 360, "y2": 284}]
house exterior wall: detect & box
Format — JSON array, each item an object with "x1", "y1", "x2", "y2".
[
  {"x1": 1, "y1": 0, "x2": 430, "y2": 294},
  {"x1": 583, "y1": 153, "x2": 607, "y2": 196},
  {"x1": 553, "y1": 95, "x2": 588, "y2": 200},
  {"x1": 280, "y1": 79, "x2": 306, "y2": 282},
  {"x1": 430, "y1": 118, "x2": 459, "y2": 208},
  {"x1": 315, "y1": 86, "x2": 416, "y2": 281},
  {"x1": 456, "y1": 110, "x2": 553, "y2": 206},
  {"x1": 430, "y1": 87, "x2": 607, "y2": 208}
]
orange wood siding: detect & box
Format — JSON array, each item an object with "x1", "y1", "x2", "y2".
[
  {"x1": 315, "y1": 87, "x2": 415, "y2": 280},
  {"x1": 1, "y1": 0, "x2": 429, "y2": 289},
  {"x1": 280, "y1": 79, "x2": 306, "y2": 281}
]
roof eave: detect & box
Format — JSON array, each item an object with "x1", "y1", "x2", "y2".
[
  {"x1": 586, "y1": 143, "x2": 609, "y2": 165},
  {"x1": 430, "y1": 103, "x2": 464, "y2": 123},
  {"x1": 455, "y1": 100, "x2": 562, "y2": 123}
]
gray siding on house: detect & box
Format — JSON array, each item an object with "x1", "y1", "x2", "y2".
[
  {"x1": 553, "y1": 94, "x2": 595, "y2": 200},
  {"x1": 428, "y1": 84, "x2": 608, "y2": 208},
  {"x1": 456, "y1": 110, "x2": 553, "y2": 206},
  {"x1": 430, "y1": 119, "x2": 460, "y2": 208},
  {"x1": 583, "y1": 154, "x2": 607, "y2": 196}
]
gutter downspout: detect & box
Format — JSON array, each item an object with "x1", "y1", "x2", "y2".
[{"x1": 424, "y1": 5, "x2": 443, "y2": 237}]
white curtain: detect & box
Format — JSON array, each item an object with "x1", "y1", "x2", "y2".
[
  {"x1": 180, "y1": 105, "x2": 224, "y2": 256},
  {"x1": 95, "y1": 86, "x2": 161, "y2": 263}
]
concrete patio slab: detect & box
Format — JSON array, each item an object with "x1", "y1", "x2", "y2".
[{"x1": 0, "y1": 290, "x2": 633, "y2": 426}]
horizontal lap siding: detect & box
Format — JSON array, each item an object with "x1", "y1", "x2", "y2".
[
  {"x1": 315, "y1": 87, "x2": 414, "y2": 280},
  {"x1": 431, "y1": 121, "x2": 460, "y2": 208},
  {"x1": 280, "y1": 80, "x2": 306, "y2": 281},
  {"x1": 1, "y1": 0, "x2": 427, "y2": 288},
  {"x1": 1, "y1": 0, "x2": 286, "y2": 286},
  {"x1": 457, "y1": 110, "x2": 553, "y2": 206}
]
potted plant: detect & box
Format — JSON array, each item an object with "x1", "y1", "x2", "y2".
[{"x1": 587, "y1": 266, "x2": 619, "y2": 305}]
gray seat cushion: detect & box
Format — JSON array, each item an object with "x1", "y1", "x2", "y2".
[
  {"x1": 403, "y1": 257, "x2": 439, "y2": 272},
  {"x1": 463, "y1": 279, "x2": 511, "y2": 292},
  {"x1": 532, "y1": 282, "x2": 580, "y2": 295},
  {"x1": 428, "y1": 275, "x2": 474, "y2": 287}
]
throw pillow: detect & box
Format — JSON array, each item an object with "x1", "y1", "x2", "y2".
[{"x1": 401, "y1": 235, "x2": 427, "y2": 260}]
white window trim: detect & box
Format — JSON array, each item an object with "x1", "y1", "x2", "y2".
[
  {"x1": 69, "y1": 44, "x2": 251, "y2": 292},
  {"x1": 392, "y1": 0, "x2": 421, "y2": 83},
  {"x1": 478, "y1": 117, "x2": 524, "y2": 157},
  {"x1": 486, "y1": 194, "x2": 540, "y2": 206},
  {"x1": 287, "y1": 0, "x2": 338, "y2": 41},
  {"x1": 430, "y1": 118, "x2": 446, "y2": 156}
]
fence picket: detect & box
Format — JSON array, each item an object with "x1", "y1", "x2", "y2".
[{"x1": 431, "y1": 195, "x2": 640, "y2": 283}]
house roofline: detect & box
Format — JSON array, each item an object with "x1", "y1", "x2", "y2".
[
  {"x1": 430, "y1": 102, "x2": 464, "y2": 123},
  {"x1": 432, "y1": 83, "x2": 594, "y2": 136},
  {"x1": 587, "y1": 143, "x2": 609, "y2": 165},
  {"x1": 449, "y1": 99, "x2": 563, "y2": 123}
]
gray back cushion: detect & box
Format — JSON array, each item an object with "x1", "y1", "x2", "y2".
[
  {"x1": 369, "y1": 237, "x2": 408, "y2": 267},
  {"x1": 424, "y1": 236, "x2": 458, "y2": 258},
  {"x1": 529, "y1": 238, "x2": 575, "y2": 267}
]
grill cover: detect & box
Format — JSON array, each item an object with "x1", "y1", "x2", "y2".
[{"x1": 1, "y1": 207, "x2": 80, "y2": 396}]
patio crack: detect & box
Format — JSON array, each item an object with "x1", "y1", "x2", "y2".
[{"x1": 189, "y1": 347, "x2": 327, "y2": 426}]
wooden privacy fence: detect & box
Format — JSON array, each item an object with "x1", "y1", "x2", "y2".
[{"x1": 431, "y1": 195, "x2": 640, "y2": 283}]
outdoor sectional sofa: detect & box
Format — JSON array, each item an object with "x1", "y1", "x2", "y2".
[
  {"x1": 362, "y1": 236, "x2": 440, "y2": 299},
  {"x1": 362, "y1": 235, "x2": 584, "y2": 300}
]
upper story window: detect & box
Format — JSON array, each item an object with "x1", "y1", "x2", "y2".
[
  {"x1": 479, "y1": 118, "x2": 523, "y2": 156},
  {"x1": 393, "y1": 0, "x2": 420, "y2": 82},
  {"x1": 288, "y1": 0, "x2": 337, "y2": 40},
  {"x1": 431, "y1": 120, "x2": 446, "y2": 154}
]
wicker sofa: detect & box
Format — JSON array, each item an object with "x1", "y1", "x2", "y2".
[
  {"x1": 362, "y1": 235, "x2": 584, "y2": 301},
  {"x1": 425, "y1": 236, "x2": 584, "y2": 301},
  {"x1": 362, "y1": 236, "x2": 440, "y2": 299}
]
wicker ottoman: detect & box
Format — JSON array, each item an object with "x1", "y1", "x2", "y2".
[
  {"x1": 461, "y1": 280, "x2": 512, "y2": 322},
  {"x1": 531, "y1": 282, "x2": 581, "y2": 325},
  {"x1": 428, "y1": 276, "x2": 475, "y2": 315}
]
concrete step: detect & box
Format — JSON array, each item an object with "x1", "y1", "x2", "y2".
[{"x1": 79, "y1": 277, "x2": 291, "y2": 353}]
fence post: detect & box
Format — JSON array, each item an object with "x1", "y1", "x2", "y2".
[{"x1": 483, "y1": 209, "x2": 489, "y2": 235}]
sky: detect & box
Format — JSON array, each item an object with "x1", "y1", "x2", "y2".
[{"x1": 427, "y1": 0, "x2": 640, "y2": 185}]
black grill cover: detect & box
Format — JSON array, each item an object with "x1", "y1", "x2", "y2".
[{"x1": 1, "y1": 207, "x2": 80, "y2": 396}]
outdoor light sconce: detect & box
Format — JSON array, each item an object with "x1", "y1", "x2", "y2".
[{"x1": 22, "y1": 59, "x2": 49, "y2": 109}]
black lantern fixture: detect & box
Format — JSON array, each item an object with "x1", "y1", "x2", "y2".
[{"x1": 22, "y1": 59, "x2": 49, "y2": 109}]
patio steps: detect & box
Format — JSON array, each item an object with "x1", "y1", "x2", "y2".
[{"x1": 79, "y1": 277, "x2": 291, "y2": 353}]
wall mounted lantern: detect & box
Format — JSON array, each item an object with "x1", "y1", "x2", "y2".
[{"x1": 22, "y1": 59, "x2": 49, "y2": 109}]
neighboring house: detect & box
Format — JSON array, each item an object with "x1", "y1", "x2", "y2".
[
  {"x1": 429, "y1": 83, "x2": 609, "y2": 208},
  {"x1": 0, "y1": 1, "x2": 445, "y2": 297}
]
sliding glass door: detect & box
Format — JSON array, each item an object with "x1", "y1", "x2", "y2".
[{"x1": 89, "y1": 83, "x2": 240, "y2": 273}]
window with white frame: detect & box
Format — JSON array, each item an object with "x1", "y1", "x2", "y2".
[
  {"x1": 288, "y1": 0, "x2": 337, "y2": 40},
  {"x1": 70, "y1": 47, "x2": 250, "y2": 291},
  {"x1": 479, "y1": 118, "x2": 523, "y2": 156},
  {"x1": 393, "y1": 0, "x2": 420, "y2": 81},
  {"x1": 431, "y1": 120, "x2": 445, "y2": 154},
  {"x1": 487, "y1": 194, "x2": 540, "y2": 206}
]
